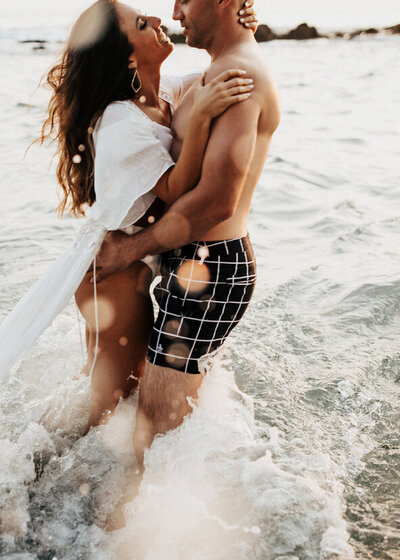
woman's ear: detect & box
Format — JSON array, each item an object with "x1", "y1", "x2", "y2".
[{"x1": 128, "y1": 59, "x2": 137, "y2": 69}]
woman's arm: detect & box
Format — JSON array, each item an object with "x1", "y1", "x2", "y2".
[{"x1": 152, "y1": 69, "x2": 254, "y2": 205}]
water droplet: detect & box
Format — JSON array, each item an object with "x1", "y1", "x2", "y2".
[
  {"x1": 119, "y1": 336, "x2": 128, "y2": 346},
  {"x1": 78, "y1": 144, "x2": 86, "y2": 152},
  {"x1": 79, "y1": 483, "x2": 91, "y2": 496},
  {"x1": 197, "y1": 245, "x2": 209, "y2": 263},
  {"x1": 164, "y1": 319, "x2": 189, "y2": 339},
  {"x1": 199, "y1": 294, "x2": 216, "y2": 312},
  {"x1": 177, "y1": 260, "x2": 210, "y2": 295},
  {"x1": 88, "y1": 126, "x2": 94, "y2": 135},
  {"x1": 68, "y1": 1, "x2": 110, "y2": 51},
  {"x1": 147, "y1": 215, "x2": 155, "y2": 224},
  {"x1": 80, "y1": 296, "x2": 116, "y2": 332},
  {"x1": 72, "y1": 154, "x2": 82, "y2": 164},
  {"x1": 165, "y1": 342, "x2": 189, "y2": 368},
  {"x1": 139, "y1": 95, "x2": 147, "y2": 104}
]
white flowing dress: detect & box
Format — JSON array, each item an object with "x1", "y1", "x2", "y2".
[{"x1": 0, "y1": 74, "x2": 194, "y2": 377}]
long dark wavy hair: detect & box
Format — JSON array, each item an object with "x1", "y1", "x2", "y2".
[{"x1": 41, "y1": 0, "x2": 134, "y2": 216}]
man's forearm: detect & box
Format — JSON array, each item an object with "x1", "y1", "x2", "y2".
[{"x1": 124, "y1": 187, "x2": 226, "y2": 262}]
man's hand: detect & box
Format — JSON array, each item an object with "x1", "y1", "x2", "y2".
[{"x1": 90, "y1": 230, "x2": 135, "y2": 283}]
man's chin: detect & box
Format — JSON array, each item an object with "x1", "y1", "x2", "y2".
[{"x1": 185, "y1": 33, "x2": 202, "y2": 49}]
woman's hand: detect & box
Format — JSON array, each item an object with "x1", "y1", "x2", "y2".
[
  {"x1": 190, "y1": 69, "x2": 253, "y2": 122},
  {"x1": 238, "y1": 0, "x2": 258, "y2": 33}
]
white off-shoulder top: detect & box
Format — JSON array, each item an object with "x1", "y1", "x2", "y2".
[{"x1": 0, "y1": 74, "x2": 198, "y2": 376}]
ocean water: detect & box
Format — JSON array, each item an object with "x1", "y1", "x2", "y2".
[
  {"x1": 0, "y1": 27, "x2": 400, "y2": 560},
  {"x1": 1, "y1": 0, "x2": 400, "y2": 38}
]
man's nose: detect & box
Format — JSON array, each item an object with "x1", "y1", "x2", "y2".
[{"x1": 172, "y1": 1, "x2": 183, "y2": 21}]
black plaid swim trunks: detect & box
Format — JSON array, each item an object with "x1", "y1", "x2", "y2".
[{"x1": 147, "y1": 235, "x2": 256, "y2": 374}]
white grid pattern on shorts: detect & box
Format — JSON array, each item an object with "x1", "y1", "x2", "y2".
[
  {"x1": 184, "y1": 251, "x2": 222, "y2": 371},
  {"x1": 205, "y1": 249, "x2": 239, "y2": 355},
  {"x1": 229, "y1": 238, "x2": 250, "y2": 328},
  {"x1": 155, "y1": 285, "x2": 255, "y2": 306},
  {"x1": 148, "y1": 238, "x2": 256, "y2": 373}
]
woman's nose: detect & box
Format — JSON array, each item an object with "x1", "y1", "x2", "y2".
[{"x1": 149, "y1": 16, "x2": 162, "y2": 29}]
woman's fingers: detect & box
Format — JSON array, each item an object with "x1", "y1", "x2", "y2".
[
  {"x1": 226, "y1": 85, "x2": 254, "y2": 97},
  {"x1": 211, "y1": 73, "x2": 254, "y2": 98},
  {"x1": 199, "y1": 71, "x2": 206, "y2": 86},
  {"x1": 240, "y1": 14, "x2": 258, "y2": 26},
  {"x1": 224, "y1": 76, "x2": 254, "y2": 89},
  {"x1": 229, "y1": 92, "x2": 252, "y2": 104},
  {"x1": 211, "y1": 68, "x2": 247, "y2": 85},
  {"x1": 221, "y1": 92, "x2": 252, "y2": 111},
  {"x1": 239, "y1": 7, "x2": 256, "y2": 17},
  {"x1": 238, "y1": 0, "x2": 258, "y2": 31}
]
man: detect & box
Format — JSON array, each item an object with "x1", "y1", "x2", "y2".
[{"x1": 95, "y1": 0, "x2": 280, "y2": 463}]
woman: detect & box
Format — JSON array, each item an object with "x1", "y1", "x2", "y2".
[{"x1": 0, "y1": 0, "x2": 258, "y2": 430}]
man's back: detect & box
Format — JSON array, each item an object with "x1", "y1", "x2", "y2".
[{"x1": 171, "y1": 40, "x2": 280, "y2": 240}]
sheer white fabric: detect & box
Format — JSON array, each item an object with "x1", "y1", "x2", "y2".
[{"x1": 0, "y1": 74, "x2": 193, "y2": 377}]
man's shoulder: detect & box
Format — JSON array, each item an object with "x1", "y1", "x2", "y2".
[
  {"x1": 207, "y1": 47, "x2": 280, "y2": 129},
  {"x1": 211, "y1": 44, "x2": 268, "y2": 77},
  {"x1": 209, "y1": 48, "x2": 277, "y2": 98}
]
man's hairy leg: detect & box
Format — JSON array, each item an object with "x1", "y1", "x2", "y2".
[{"x1": 134, "y1": 361, "x2": 204, "y2": 467}]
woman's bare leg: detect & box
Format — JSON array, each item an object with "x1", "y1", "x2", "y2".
[{"x1": 75, "y1": 261, "x2": 154, "y2": 432}]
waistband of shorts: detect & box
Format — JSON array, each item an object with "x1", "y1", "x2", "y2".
[
  {"x1": 189, "y1": 234, "x2": 249, "y2": 247},
  {"x1": 171, "y1": 234, "x2": 253, "y2": 260}
]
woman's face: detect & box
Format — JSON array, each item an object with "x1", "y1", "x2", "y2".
[{"x1": 116, "y1": 3, "x2": 173, "y2": 68}]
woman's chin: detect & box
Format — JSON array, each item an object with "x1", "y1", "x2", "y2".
[{"x1": 161, "y1": 43, "x2": 174, "y2": 61}]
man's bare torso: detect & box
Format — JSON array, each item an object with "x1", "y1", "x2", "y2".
[{"x1": 171, "y1": 42, "x2": 280, "y2": 241}]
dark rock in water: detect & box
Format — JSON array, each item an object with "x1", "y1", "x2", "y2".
[
  {"x1": 20, "y1": 39, "x2": 47, "y2": 44},
  {"x1": 165, "y1": 22, "x2": 399, "y2": 45},
  {"x1": 169, "y1": 33, "x2": 186, "y2": 44},
  {"x1": 348, "y1": 28, "x2": 379, "y2": 39},
  {"x1": 255, "y1": 24, "x2": 276, "y2": 42},
  {"x1": 349, "y1": 29, "x2": 362, "y2": 39},
  {"x1": 280, "y1": 23, "x2": 323, "y2": 40},
  {"x1": 385, "y1": 24, "x2": 400, "y2": 34}
]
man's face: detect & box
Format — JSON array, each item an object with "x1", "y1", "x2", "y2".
[{"x1": 173, "y1": 0, "x2": 218, "y2": 49}]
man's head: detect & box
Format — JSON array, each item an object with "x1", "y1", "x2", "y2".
[{"x1": 173, "y1": 0, "x2": 242, "y2": 50}]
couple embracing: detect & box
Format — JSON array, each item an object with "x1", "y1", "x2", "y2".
[{"x1": 0, "y1": 0, "x2": 280, "y2": 467}]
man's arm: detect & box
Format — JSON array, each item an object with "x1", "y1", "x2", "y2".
[{"x1": 94, "y1": 97, "x2": 261, "y2": 280}]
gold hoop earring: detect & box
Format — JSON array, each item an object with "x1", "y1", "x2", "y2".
[{"x1": 131, "y1": 69, "x2": 142, "y2": 94}]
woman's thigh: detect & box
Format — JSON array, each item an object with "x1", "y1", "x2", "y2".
[
  {"x1": 75, "y1": 262, "x2": 154, "y2": 386},
  {"x1": 76, "y1": 262, "x2": 153, "y2": 333}
]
